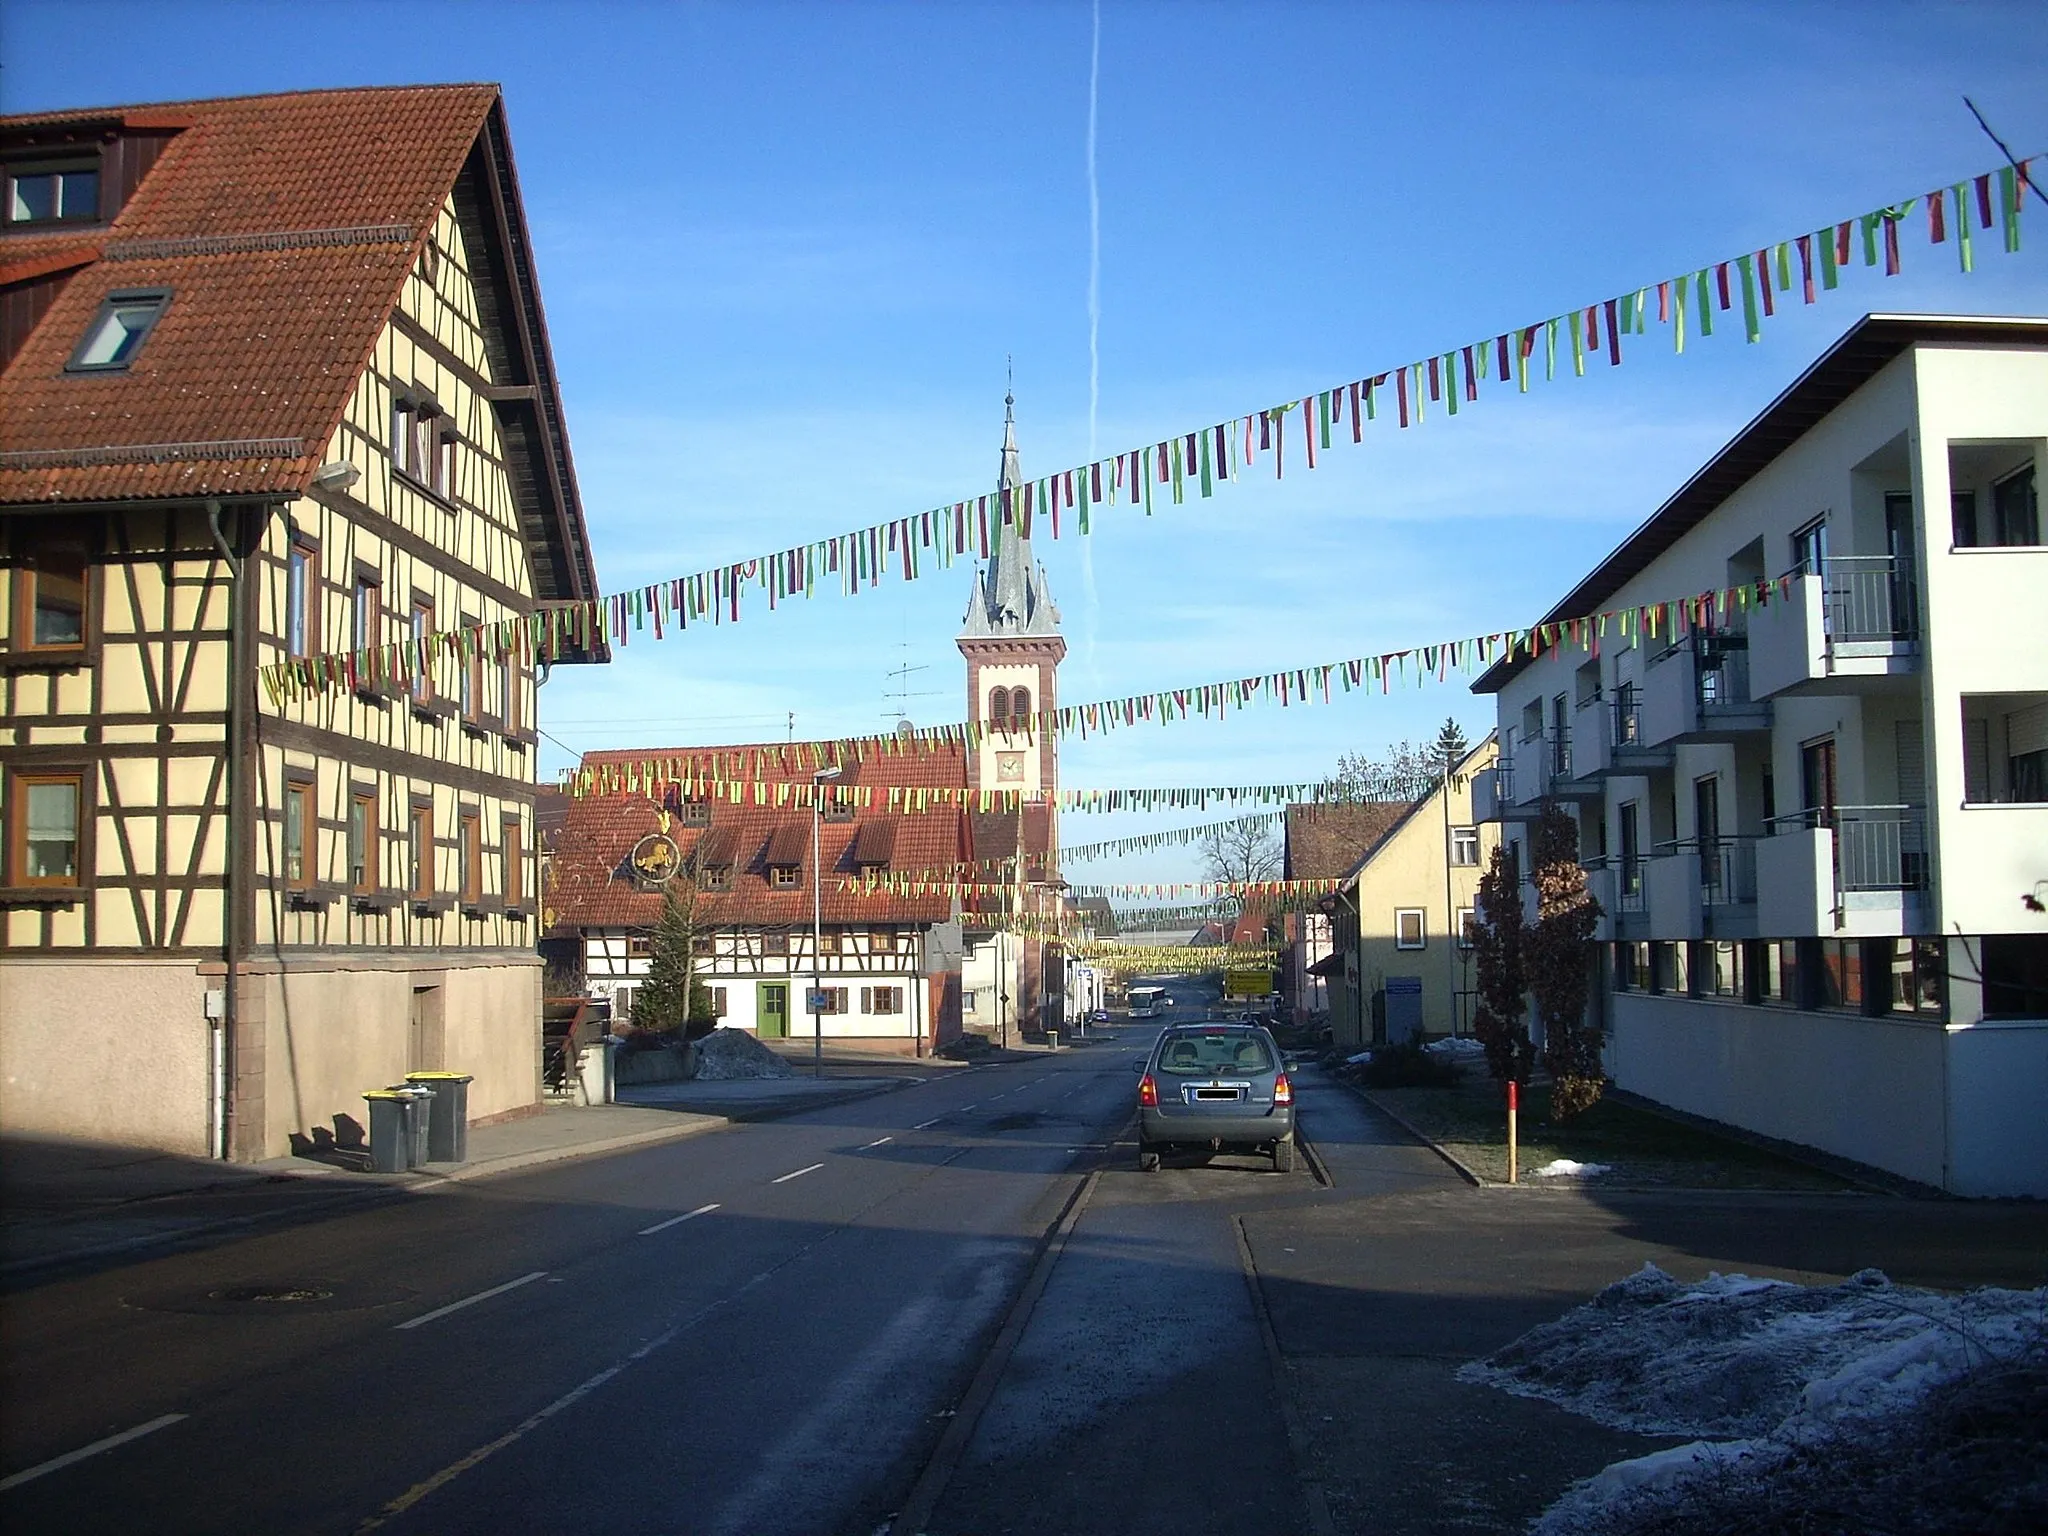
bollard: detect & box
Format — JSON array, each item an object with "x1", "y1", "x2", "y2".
[{"x1": 1506, "y1": 1078, "x2": 1519, "y2": 1185}]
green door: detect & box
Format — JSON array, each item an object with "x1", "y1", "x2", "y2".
[{"x1": 758, "y1": 983, "x2": 790, "y2": 1039}]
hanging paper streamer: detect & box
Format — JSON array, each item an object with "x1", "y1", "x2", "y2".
[
  {"x1": 261, "y1": 155, "x2": 2035, "y2": 706},
  {"x1": 570, "y1": 568, "x2": 1801, "y2": 797}
]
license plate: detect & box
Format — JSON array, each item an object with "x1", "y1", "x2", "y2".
[{"x1": 1192, "y1": 1087, "x2": 1244, "y2": 1102}]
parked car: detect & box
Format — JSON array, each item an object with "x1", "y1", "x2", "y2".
[
  {"x1": 1087, "y1": 1009, "x2": 1112, "y2": 1024},
  {"x1": 1136, "y1": 1022, "x2": 1295, "y2": 1172}
]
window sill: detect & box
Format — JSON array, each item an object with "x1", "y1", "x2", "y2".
[
  {"x1": 354, "y1": 682, "x2": 399, "y2": 706},
  {"x1": 503, "y1": 905, "x2": 530, "y2": 923},
  {"x1": 1960, "y1": 798, "x2": 2048, "y2": 809},
  {"x1": 286, "y1": 885, "x2": 343, "y2": 910},
  {"x1": 410, "y1": 698, "x2": 456, "y2": 724},
  {"x1": 410, "y1": 896, "x2": 454, "y2": 917},
  {"x1": 460, "y1": 898, "x2": 503, "y2": 919},
  {"x1": 460, "y1": 718, "x2": 490, "y2": 739},
  {"x1": 393, "y1": 468, "x2": 458, "y2": 514},
  {"x1": 352, "y1": 891, "x2": 405, "y2": 914},
  {"x1": 0, "y1": 647, "x2": 91, "y2": 673},
  {"x1": 1948, "y1": 542, "x2": 2048, "y2": 554},
  {"x1": 0, "y1": 885, "x2": 85, "y2": 907}
]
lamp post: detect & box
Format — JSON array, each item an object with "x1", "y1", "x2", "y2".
[{"x1": 811, "y1": 764, "x2": 842, "y2": 1078}]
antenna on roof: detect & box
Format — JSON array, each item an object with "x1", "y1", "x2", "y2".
[{"x1": 882, "y1": 650, "x2": 941, "y2": 726}]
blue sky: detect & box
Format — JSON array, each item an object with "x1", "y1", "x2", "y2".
[{"x1": 10, "y1": 0, "x2": 2046, "y2": 887}]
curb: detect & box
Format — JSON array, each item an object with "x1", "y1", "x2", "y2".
[
  {"x1": 1346, "y1": 1081, "x2": 1486, "y2": 1187},
  {"x1": 2, "y1": 1078, "x2": 919, "y2": 1279}
]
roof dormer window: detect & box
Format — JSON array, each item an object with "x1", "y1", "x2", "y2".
[
  {"x1": 68, "y1": 290, "x2": 169, "y2": 372},
  {"x1": 5, "y1": 159, "x2": 99, "y2": 225}
]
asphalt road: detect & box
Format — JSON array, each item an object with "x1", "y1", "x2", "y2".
[{"x1": 1, "y1": 1031, "x2": 1154, "y2": 1536}]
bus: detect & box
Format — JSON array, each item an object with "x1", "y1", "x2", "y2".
[{"x1": 1127, "y1": 985, "x2": 1168, "y2": 1019}]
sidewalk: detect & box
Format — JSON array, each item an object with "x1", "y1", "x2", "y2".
[{"x1": 0, "y1": 1070, "x2": 910, "y2": 1281}]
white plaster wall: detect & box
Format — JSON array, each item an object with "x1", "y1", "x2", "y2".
[
  {"x1": 0, "y1": 959, "x2": 212, "y2": 1155},
  {"x1": 1945, "y1": 1021, "x2": 2048, "y2": 1197},
  {"x1": 1610, "y1": 991, "x2": 1947, "y2": 1187}
]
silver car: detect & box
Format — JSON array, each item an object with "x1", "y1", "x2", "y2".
[{"x1": 1137, "y1": 1023, "x2": 1296, "y2": 1172}]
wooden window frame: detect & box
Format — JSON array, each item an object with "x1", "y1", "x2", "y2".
[
  {"x1": 762, "y1": 930, "x2": 790, "y2": 955},
  {"x1": 701, "y1": 864, "x2": 734, "y2": 892},
  {"x1": 502, "y1": 814, "x2": 525, "y2": 912},
  {"x1": 7, "y1": 768, "x2": 87, "y2": 890},
  {"x1": 862, "y1": 985, "x2": 903, "y2": 1016},
  {"x1": 868, "y1": 928, "x2": 897, "y2": 954},
  {"x1": 408, "y1": 593, "x2": 437, "y2": 709},
  {"x1": 408, "y1": 799, "x2": 435, "y2": 900},
  {"x1": 459, "y1": 613, "x2": 485, "y2": 731},
  {"x1": 348, "y1": 785, "x2": 379, "y2": 896},
  {"x1": 7, "y1": 529, "x2": 93, "y2": 662},
  {"x1": 458, "y1": 808, "x2": 482, "y2": 907},
  {"x1": 627, "y1": 934, "x2": 653, "y2": 958},
  {"x1": 283, "y1": 775, "x2": 318, "y2": 893},
  {"x1": 351, "y1": 565, "x2": 382, "y2": 654},
  {"x1": 286, "y1": 528, "x2": 320, "y2": 660},
  {"x1": 816, "y1": 929, "x2": 841, "y2": 955},
  {"x1": 768, "y1": 865, "x2": 800, "y2": 890},
  {"x1": 1449, "y1": 826, "x2": 1480, "y2": 867}
]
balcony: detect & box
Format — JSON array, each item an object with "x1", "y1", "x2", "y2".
[
  {"x1": 1636, "y1": 837, "x2": 1760, "y2": 940},
  {"x1": 1755, "y1": 806, "x2": 1931, "y2": 937},
  {"x1": 1749, "y1": 556, "x2": 1920, "y2": 699},
  {"x1": 1640, "y1": 634, "x2": 1773, "y2": 747},
  {"x1": 1472, "y1": 763, "x2": 1509, "y2": 823},
  {"x1": 1606, "y1": 692, "x2": 1674, "y2": 777}
]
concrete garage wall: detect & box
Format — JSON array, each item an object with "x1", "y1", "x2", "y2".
[
  {"x1": 1945, "y1": 1022, "x2": 2048, "y2": 1198},
  {"x1": 0, "y1": 959, "x2": 214, "y2": 1156},
  {"x1": 247, "y1": 955, "x2": 541, "y2": 1159},
  {"x1": 1609, "y1": 993, "x2": 1948, "y2": 1188}
]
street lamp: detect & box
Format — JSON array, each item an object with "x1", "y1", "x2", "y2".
[{"x1": 810, "y1": 764, "x2": 842, "y2": 1078}]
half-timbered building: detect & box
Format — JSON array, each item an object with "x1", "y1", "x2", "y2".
[{"x1": 1, "y1": 86, "x2": 603, "y2": 1158}]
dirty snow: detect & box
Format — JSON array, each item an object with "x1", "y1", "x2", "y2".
[
  {"x1": 690, "y1": 1028, "x2": 795, "y2": 1080},
  {"x1": 1424, "y1": 1035, "x2": 1487, "y2": 1058},
  {"x1": 1531, "y1": 1158, "x2": 1612, "y2": 1179},
  {"x1": 1459, "y1": 1263, "x2": 2048, "y2": 1535}
]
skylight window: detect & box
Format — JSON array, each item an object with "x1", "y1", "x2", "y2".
[
  {"x1": 67, "y1": 290, "x2": 170, "y2": 372},
  {"x1": 5, "y1": 161, "x2": 99, "y2": 224}
]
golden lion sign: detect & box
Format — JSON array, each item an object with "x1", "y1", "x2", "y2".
[{"x1": 630, "y1": 832, "x2": 681, "y2": 885}]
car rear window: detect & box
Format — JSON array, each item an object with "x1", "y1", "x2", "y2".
[{"x1": 1154, "y1": 1032, "x2": 1274, "y2": 1076}]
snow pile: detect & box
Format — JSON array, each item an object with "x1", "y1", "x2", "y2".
[
  {"x1": 1531, "y1": 1158, "x2": 1612, "y2": 1179},
  {"x1": 690, "y1": 1028, "x2": 795, "y2": 1080},
  {"x1": 1460, "y1": 1263, "x2": 2048, "y2": 1535},
  {"x1": 1424, "y1": 1035, "x2": 1486, "y2": 1058}
]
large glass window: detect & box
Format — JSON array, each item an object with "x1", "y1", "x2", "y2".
[
  {"x1": 1883, "y1": 938, "x2": 1945, "y2": 1018},
  {"x1": 409, "y1": 802, "x2": 433, "y2": 898},
  {"x1": 285, "y1": 533, "x2": 318, "y2": 659},
  {"x1": 1961, "y1": 694, "x2": 2048, "y2": 804},
  {"x1": 1982, "y1": 936, "x2": 2048, "y2": 1019},
  {"x1": 284, "y1": 779, "x2": 315, "y2": 890},
  {"x1": 6, "y1": 160, "x2": 99, "y2": 224},
  {"x1": 1702, "y1": 941, "x2": 1744, "y2": 999},
  {"x1": 348, "y1": 790, "x2": 377, "y2": 894},
  {"x1": 1818, "y1": 939, "x2": 1864, "y2": 1010},
  {"x1": 68, "y1": 291, "x2": 168, "y2": 371},
  {"x1": 1992, "y1": 464, "x2": 2039, "y2": 547}
]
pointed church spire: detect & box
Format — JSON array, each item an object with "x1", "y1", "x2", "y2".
[{"x1": 962, "y1": 381, "x2": 1060, "y2": 639}]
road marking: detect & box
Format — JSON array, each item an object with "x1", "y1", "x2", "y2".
[
  {"x1": 913, "y1": 1118, "x2": 942, "y2": 1129},
  {"x1": 986, "y1": 1090, "x2": 1012, "y2": 1100},
  {"x1": 637, "y1": 1202, "x2": 720, "y2": 1236},
  {"x1": 957, "y1": 1101, "x2": 980, "y2": 1111},
  {"x1": 860, "y1": 1135, "x2": 893, "y2": 1148},
  {"x1": 0, "y1": 1414, "x2": 188, "y2": 1492},
  {"x1": 395, "y1": 1271, "x2": 547, "y2": 1331},
  {"x1": 771, "y1": 1163, "x2": 824, "y2": 1184}
]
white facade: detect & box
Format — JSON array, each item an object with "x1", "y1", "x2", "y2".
[
  {"x1": 584, "y1": 925, "x2": 932, "y2": 1050},
  {"x1": 1475, "y1": 317, "x2": 2048, "y2": 1196}
]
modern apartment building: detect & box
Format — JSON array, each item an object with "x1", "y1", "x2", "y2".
[
  {"x1": 1, "y1": 88, "x2": 603, "y2": 1158},
  {"x1": 1472, "y1": 314, "x2": 2047, "y2": 1196}
]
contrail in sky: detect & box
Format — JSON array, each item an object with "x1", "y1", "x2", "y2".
[{"x1": 1081, "y1": 0, "x2": 1103, "y2": 685}]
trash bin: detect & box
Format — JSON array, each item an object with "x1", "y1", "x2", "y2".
[
  {"x1": 1045, "y1": 1030, "x2": 1058, "y2": 1051},
  {"x1": 577, "y1": 1037, "x2": 616, "y2": 1106},
  {"x1": 364, "y1": 1090, "x2": 415, "y2": 1173},
  {"x1": 404, "y1": 1071, "x2": 473, "y2": 1163},
  {"x1": 387, "y1": 1084, "x2": 435, "y2": 1167}
]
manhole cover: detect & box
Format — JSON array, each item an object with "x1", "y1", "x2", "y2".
[
  {"x1": 126, "y1": 1276, "x2": 416, "y2": 1316},
  {"x1": 215, "y1": 1284, "x2": 335, "y2": 1304}
]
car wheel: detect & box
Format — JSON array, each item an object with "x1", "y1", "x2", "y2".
[
  {"x1": 1138, "y1": 1143, "x2": 1161, "y2": 1172},
  {"x1": 1272, "y1": 1136, "x2": 1297, "y2": 1173}
]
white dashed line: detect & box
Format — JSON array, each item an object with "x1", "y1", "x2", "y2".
[
  {"x1": 0, "y1": 1414, "x2": 188, "y2": 1492},
  {"x1": 638, "y1": 1202, "x2": 720, "y2": 1236},
  {"x1": 913, "y1": 1118, "x2": 942, "y2": 1130},
  {"x1": 861, "y1": 1136, "x2": 894, "y2": 1149},
  {"x1": 396, "y1": 1271, "x2": 548, "y2": 1331},
  {"x1": 771, "y1": 1163, "x2": 825, "y2": 1184}
]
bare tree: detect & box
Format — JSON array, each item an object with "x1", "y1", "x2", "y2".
[
  {"x1": 1200, "y1": 819, "x2": 1282, "y2": 884},
  {"x1": 1332, "y1": 718, "x2": 1470, "y2": 800}
]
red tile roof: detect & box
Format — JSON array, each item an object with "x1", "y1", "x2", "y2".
[
  {"x1": 550, "y1": 742, "x2": 1033, "y2": 930},
  {"x1": 1, "y1": 85, "x2": 602, "y2": 607},
  {"x1": 1283, "y1": 801, "x2": 1416, "y2": 880}
]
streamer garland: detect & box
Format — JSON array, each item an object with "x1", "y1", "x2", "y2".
[
  {"x1": 262, "y1": 156, "x2": 2036, "y2": 707},
  {"x1": 571, "y1": 568, "x2": 1816, "y2": 799}
]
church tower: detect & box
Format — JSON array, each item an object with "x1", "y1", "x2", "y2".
[{"x1": 957, "y1": 391, "x2": 1065, "y2": 799}]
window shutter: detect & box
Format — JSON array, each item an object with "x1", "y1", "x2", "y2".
[{"x1": 2009, "y1": 702, "x2": 2048, "y2": 758}]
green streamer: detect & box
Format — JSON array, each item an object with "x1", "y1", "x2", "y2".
[
  {"x1": 1696, "y1": 270, "x2": 1713, "y2": 337},
  {"x1": 1738, "y1": 253, "x2": 1760, "y2": 342},
  {"x1": 1819, "y1": 229, "x2": 1840, "y2": 289},
  {"x1": 1860, "y1": 213, "x2": 1879, "y2": 267},
  {"x1": 2000, "y1": 166, "x2": 2021, "y2": 253},
  {"x1": 1954, "y1": 184, "x2": 1974, "y2": 273}
]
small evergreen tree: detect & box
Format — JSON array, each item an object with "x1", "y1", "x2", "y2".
[
  {"x1": 1470, "y1": 843, "x2": 1533, "y2": 1085},
  {"x1": 1526, "y1": 803, "x2": 1606, "y2": 1118},
  {"x1": 633, "y1": 882, "x2": 701, "y2": 1036},
  {"x1": 1431, "y1": 717, "x2": 1469, "y2": 772}
]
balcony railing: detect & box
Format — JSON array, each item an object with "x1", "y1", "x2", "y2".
[
  {"x1": 1768, "y1": 805, "x2": 1930, "y2": 893},
  {"x1": 1695, "y1": 636, "x2": 1752, "y2": 711},
  {"x1": 1649, "y1": 836, "x2": 1760, "y2": 906},
  {"x1": 1817, "y1": 555, "x2": 1918, "y2": 644},
  {"x1": 1613, "y1": 694, "x2": 1643, "y2": 748}
]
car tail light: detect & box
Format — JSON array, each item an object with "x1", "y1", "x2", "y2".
[
  {"x1": 1138, "y1": 1073, "x2": 1158, "y2": 1107},
  {"x1": 1273, "y1": 1072, "x2": 1293, "y2": 1106}
]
